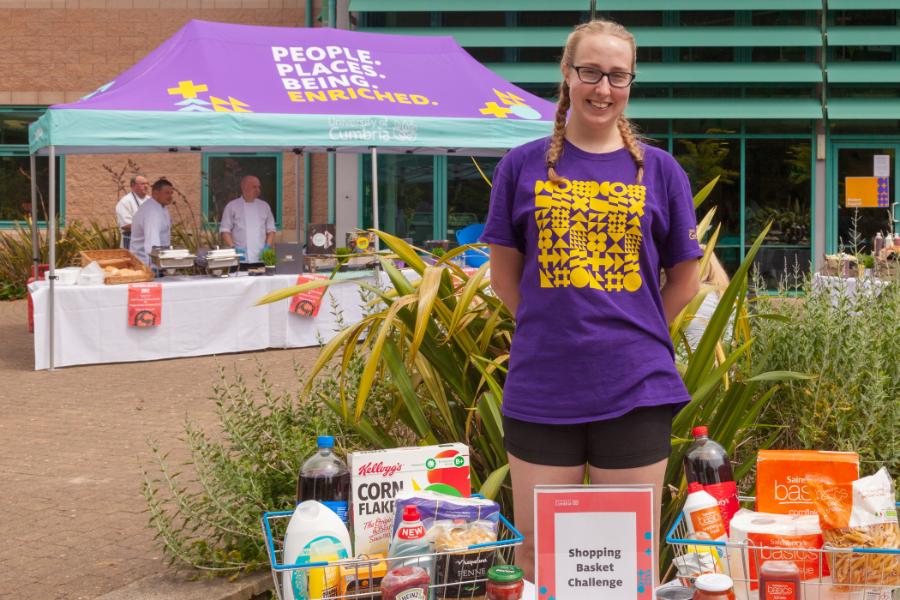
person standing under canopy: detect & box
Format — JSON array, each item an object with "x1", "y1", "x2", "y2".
[
  {"x1": 130, "y1": 178, "x2": 174, "y2": 265},
  {"x1": 219, "y1": 175, "x2": 276, "y2": 263},
  {"x1": 116, "y1": 175, "x2": 150, "y2": 249}
]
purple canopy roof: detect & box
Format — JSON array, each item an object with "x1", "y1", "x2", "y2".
[{"x1": 59, "y1": 20, "x2": 556, "y2": 121}]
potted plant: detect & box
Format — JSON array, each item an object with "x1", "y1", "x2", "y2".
[{"x1": 260, "y1": 247, "x2": 277, "y2": 275}]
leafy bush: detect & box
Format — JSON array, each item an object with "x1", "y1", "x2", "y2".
[
  {"x1": 751, "y1": 274, "x2": 900, "y2": 488},
  {"x1": 141, "y1": 295, "x2": 400, "y2": 575}
]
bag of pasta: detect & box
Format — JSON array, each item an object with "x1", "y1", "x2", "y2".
[{"x1": 808, "y1": 467, "x2": 900, "y2": 588}]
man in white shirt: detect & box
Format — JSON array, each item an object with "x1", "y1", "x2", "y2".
[
  {"x1": 115, "y1": 175, "x2": 150, "y2": 249},
  {"x1": 130, "y1": 178, "x2": 174, "y2": 265},
  {"x1": 219, "y1": 175, "x2": 276, "y2": 263}
]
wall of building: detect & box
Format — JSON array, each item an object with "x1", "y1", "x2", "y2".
[{"x1": 0, "y1": 0, "x2": 332, "y2": 239}]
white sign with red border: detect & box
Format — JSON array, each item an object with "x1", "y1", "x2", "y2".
[{"x1": 534, "y1": 485, "x2": 655, "y2": 600}]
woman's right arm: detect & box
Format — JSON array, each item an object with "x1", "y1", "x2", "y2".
[{"x1": 489, "y1": 244, "x2": 524, "y2": 316}]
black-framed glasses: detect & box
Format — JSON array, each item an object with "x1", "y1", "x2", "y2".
[{"x1": 571, "y1": 65, "x2": 635, "y2": 88}]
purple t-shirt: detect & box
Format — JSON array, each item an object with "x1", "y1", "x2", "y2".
[{"x1": 481, "y1": 138, "x2": 703, "y2": 424}]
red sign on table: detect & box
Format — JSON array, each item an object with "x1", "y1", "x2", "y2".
[
  {"x1": 127, "y1": 282, "x2": 162, "y2": 327},
  {"x1": 289, "y1": 274, "x2": 328, "y2": 317},
  {"x1": 534, "y1": 485, "x2": 655, "y2": 600}
]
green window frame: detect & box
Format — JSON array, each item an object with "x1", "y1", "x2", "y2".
[
  {"x1": 825, "y1": 137, "x2": 900, "y2": 254},
  {"x1": 0, "y1": 107, "x2": 66, "y2": 229},
  {"x1": 648, "y1": 122, "x2": 817, "y2": 278},
  {"x1": 201, "y1": 152, "x2": 283, "y2": 229}
]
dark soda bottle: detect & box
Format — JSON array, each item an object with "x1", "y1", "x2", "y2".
[
  {"x1": 297, "y1": 435, "x2": 351, "y2": 525},
  {"x1": 683, "y1": 426, "x2": 740, "y2": 533}
]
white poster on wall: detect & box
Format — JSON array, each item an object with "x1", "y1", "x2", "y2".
[{"x1": 874, "y1": 155, "x2": 890, "y2": 178}]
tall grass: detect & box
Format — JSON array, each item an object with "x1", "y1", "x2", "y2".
[{"x1": 751, "y1": 272, "x2": 900, "y2": 488}]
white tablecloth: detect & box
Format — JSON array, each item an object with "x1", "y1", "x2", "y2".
[{"x1": 29, "y1": 273, "x2": 380, "y2": 370}]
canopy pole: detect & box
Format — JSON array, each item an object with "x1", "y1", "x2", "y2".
[
  {"x1": 29, "y1": 154, "x2": 39, "y2": 280},
  {"x1": 294, "y1": 150, "x2": 302, "y2": 244},
  {"x1": 371, "y1": 147, "x2": 379, "y2": 251},
  {"x1": 48, "y1": 146, "x2": 56, "y2": 372}
]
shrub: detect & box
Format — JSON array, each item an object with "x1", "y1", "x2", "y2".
[
  {"x1": 141, "y1": 295, "x2": 399, "y2": 575},
  {"x1": 752, "y1": 274, "x2": 900, "y2": 488}
]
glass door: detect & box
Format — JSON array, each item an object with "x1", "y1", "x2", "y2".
[{"x1": 832, "y1": 145, "x2": 898, "y2": 253}]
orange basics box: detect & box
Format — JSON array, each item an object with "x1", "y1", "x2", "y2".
[{"x1": 756, "y1": 450, "x2": 859, "y2": 517}]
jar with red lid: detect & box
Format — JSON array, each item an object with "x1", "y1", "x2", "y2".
[
  {"x1": 380, "y1": 565, "x2": 430, "y2": 600},
  {"x1": 693, "y1": 574, "x2": 736, "y2": 600},
  {"x1": 486, "y1": 565, "x2": 525, "y2": 600}
]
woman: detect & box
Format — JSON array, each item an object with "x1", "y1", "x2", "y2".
[{"x1": 480, "y1": 19, "x2": 702, "y2": 579}]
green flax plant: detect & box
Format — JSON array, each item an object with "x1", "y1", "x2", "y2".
[{"x1": 258, "y1": 180, "x2": 803, "y2": 573}]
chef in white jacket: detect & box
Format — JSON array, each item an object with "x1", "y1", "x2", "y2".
[
  {"x1": 130, "y1": 178, "x2": 174, "y2": 265},
  {"x1": 219, "y1": 175, "x2": 276, "y2": 263}
]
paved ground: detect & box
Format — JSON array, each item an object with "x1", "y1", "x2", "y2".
[{"x1": 0, "y1": 299, "x2": 320, "y2": 599}]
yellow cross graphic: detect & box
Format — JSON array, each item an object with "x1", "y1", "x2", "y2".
[
  {"x1": 210, "y1": 96, "x2": 252, "y2": 113},
  {"x1": 167, "y1": 80, "x2": 209, "y2": 99},
  {"x1": 480, "y1": 102, "x2": 512, "y2": 118}
]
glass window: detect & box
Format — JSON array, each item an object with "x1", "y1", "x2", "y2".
[
  {"x1": 831, "y1": 10, "x2": 899, "y2": 27},
  {"x1": 836, "y1": 148, "x2": 895, "y2": 253},
  {"x1": 745, "y1": 139, "x2": 813, "y2": 287},
  {"x1": 0, "y1": 155, "x2": 63, "y2": 223},
  {"x1": 674, "y1": 137, "x2": 742, "y2": 246},
  {"x1": 744, "y1": 120, "x2": 813, "y2": 134},
  {"x1": 680, "y1": 11, "x2": 734, "y2": 27},
  {"x1": 466, "y1": 48, "x2": 509, "y2": 63},
  {"x1": 831, "y1": 46, "x2": 896, "y2": 62},
  {"x1": 517, "y1": 12, "x2": 589, "y2": 27},
  {"x1": 361, "y1": 154, "x2": 434, "y2": 246},
  {"x1": 630, "y1": 85, "x2": 670, "y2": 99},
  {"x1": 632, "y1": 119, "x2": 669, "y2": 136},
  {"x1": 358, "y1": 12, "x2": 431, "y2": 27},
  {"x1": 679, "y1": 47, "x2": 736, "y2": 63},
  {"x1": 206, "y1": 155, "x2": 280, "y2": 225},
  {"x1": 743, "y1": 85, "x2": 816, "y2": 98},
  {"x1": 752, "y1": 47, "x2": 809, "y2": 61},
  {"x1": 672, "y1": 120, "x2": 740, "y2": 134},
  {"x1": 446, "y1": 156, "x2": 498, "y2": 243},
  {"x1": 829, "y1": 85, "x2": 900, "y2": 98},
  {"x1": 0, "y1": 110, "x2": 43, "y2": 145},
  {"x1": 751, "y1": 10, "x2": 809, "y2": 26},
  {"x1": 830, "y1": 120, "x2": 900, "y2": 135},
  {"x1": 599, "y1": 12, "x2": 663, "y2": 27},
  {"x1": 518, "y1": 47, "x2": 563, "y2": 63},
  {"x1": 443, "y1": 12, "x2": 508, "y2": 26}
]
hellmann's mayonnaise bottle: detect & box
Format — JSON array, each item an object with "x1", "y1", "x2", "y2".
[{"x1": 683, "y1": 482, "x2": 728, "y2": 544}]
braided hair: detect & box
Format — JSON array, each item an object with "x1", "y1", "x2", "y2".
[{"x1": 546, "y1": 19, "x2": 644, "y2": 184}]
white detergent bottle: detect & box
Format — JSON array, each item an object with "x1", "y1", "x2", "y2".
[
  {"x1": 282, "y1": 500, "x2": 352, "y2": 600},
  {"x1": 683, "y1": 482, "x2": 728, "y2": 544}
]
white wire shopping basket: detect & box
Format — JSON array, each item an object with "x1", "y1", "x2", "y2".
[
  {"x1": 665, "y1": 497, "x2": 900, "y2": 600},
  {"x1": 261, "y1": 509, "x2": 524, "y2": 600}
]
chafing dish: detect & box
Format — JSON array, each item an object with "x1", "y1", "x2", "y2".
[
  {"x1": 150, "y1": 246, "x2": 196, "y2": 275},
  {"x1": 195, "y1": 247, "x2": 240, "y2": 277}
]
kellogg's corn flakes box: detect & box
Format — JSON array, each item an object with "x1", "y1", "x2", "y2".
[{"x1": 349, "y1": 443, "x2": 470, "y2": 555}]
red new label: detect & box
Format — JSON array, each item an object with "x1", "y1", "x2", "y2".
[{"x1": 398, "y1": 525, "x2": 425, "y2": 541}]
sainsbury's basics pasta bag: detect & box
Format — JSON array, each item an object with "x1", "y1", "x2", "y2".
[{"x1": 807, "y1": 467, "x2": 900, "y2": 587}]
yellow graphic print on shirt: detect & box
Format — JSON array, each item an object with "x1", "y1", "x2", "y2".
[{"x1": 534, "y1": 177, "x2": 645, "y2": 292}]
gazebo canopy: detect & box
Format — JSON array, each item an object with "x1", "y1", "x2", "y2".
[{"x1": 29, "y1": 20, "x2": 556, "y2": 156}]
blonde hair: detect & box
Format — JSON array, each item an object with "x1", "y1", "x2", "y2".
[
  {"x1": 701, "y1": 252, "x2": 730, "y2": 292},
  {"x1": 546, "y1": 19, "x2": 644, "y2": 184}
]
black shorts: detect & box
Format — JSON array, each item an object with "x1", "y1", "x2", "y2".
[{"x1": 503, "y1": 404, "x2": 674, "y2": 469}]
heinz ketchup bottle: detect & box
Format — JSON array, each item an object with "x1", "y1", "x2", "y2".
[{"x1": 683, "y1": 426, "x2": 740, "y2": 533}]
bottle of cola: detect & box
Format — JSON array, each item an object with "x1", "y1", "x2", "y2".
[
  {"x1": 683, "y1": 426, "x2": 740, "y2": 533},
  {"x1": 297, "y1": 435, "x2": 351, "y2": 526}
]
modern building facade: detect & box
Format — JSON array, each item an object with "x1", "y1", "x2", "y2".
[
  {"x1": 3, "y1": 1, "x2": 899, "y2": 285},
  {"x1": 350, "y1": 1, "x2": 900, "y2": 283}
]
